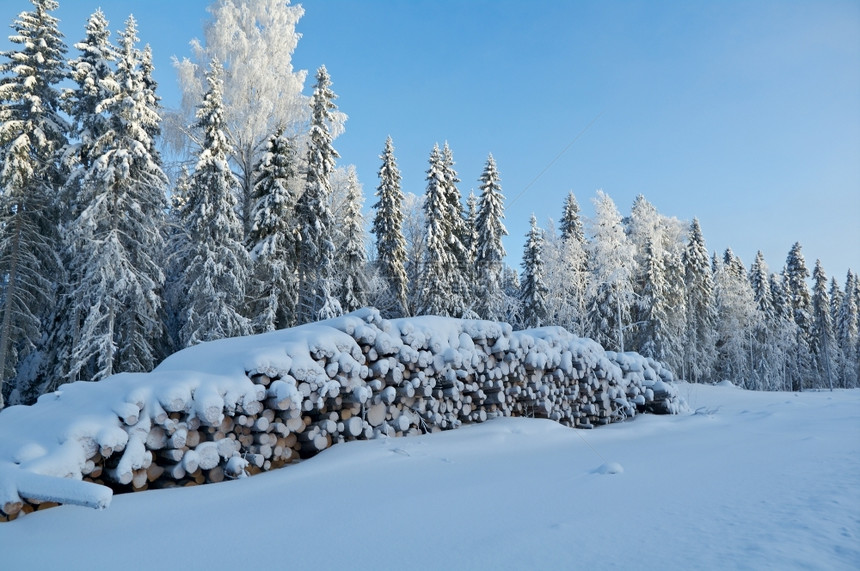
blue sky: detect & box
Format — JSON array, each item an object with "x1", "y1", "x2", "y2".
[{"x1": 2, "y1": 0, "x2": 858, "y2": 282}]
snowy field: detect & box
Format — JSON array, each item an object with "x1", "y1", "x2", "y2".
[{"x1": 1, "y1": 382, "x2": 858, "y2": 570}]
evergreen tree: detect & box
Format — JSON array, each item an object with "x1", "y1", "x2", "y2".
[
  {"x1": 784, "y1": 242, "x2": 813, "y2": 390},
  {"x1": 586, "y1": 190, "x2": 635, "y2": 352},
  {"x1": 246, "y1": 128, "x2": 299, "y2": 331},
  {"x1": 810, "y1": 260, "x2": 837, "y2": 390},
  {"x1": 0, "y1": 0, "x2": 68, "y2": 406},
  {"x1": 638, "y1": 236, "x2": 670, "y2": 363},
  {"x1": 769, "y1": 271, "x2": 798, "y2": 391},
  {"x1": 338, "y1": 166, "x2": 369, "y2": 313},
  {"x1": 682, "y1": 218, "x2": 717, "y2": 382},
  {"x1": 174, "y1": 0, "x2": 312, "y2": 239},
  {"x1": 295, "y1": 65, "x2": 342, "y2": 323},
  {"x1": 64, "y1": 16, "x2": 168, "y2": 383},
  {"x1": 836, "y1": 271, "x2": 859, "y2": 387},
  {"x1": 371, "y1": 136, "x2": 409, "y2": 317},
  {"x1": 440, "y1": 142, "x2": 472, "y2": 316},
  {"x1": 417, "y1": 144, "x2": 453, "y2": 316},
  {"x1": 560, "y1": 190, "x2": 586, "y2": 243},
  {"x1": 473, "y1": 154, "x2": 508, "y2": 321},
  {"x1": 519, "y1": 214, "x2": 548, "y2": 328},
  {"x1": 749, "y1": 251, "x2": 780, "y2": 389},
  {"x1": 713, "y1": 249, "x2": 757, "y2": 387},
  {"x1": 553, "y1": 192, "x2": 589, "y2": 336},
  {"x1": 177, "y1": 59, "x2": 250, "y2": 346}
]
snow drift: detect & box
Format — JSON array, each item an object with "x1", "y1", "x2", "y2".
[{"x1": 0, "y1": 308, "x2": 685, "y2": 519}]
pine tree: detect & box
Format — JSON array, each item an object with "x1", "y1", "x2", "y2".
[
  {"x1": 338, "y1": 166, "x2": 369, "y2": 313},
  {"x1": 417, "y1": 144, "x2": 453, "y2": 316},
  {"x1": 0, "y1": 0, "x2": 68, "y2": 406},
  {"x1": 247, "y1": 128, "x2": 299, "y2": 332},
  {"x1": 784, "y1": 242, "x2": 813, "y2": 390},
  {"x1": 682, "y1": 218, "x2": 717, "y2": 382},
  {"x1": 586, "y1": 190, "x2": 635, "y2": 352},
  {"x1": 519, "y1": 214, "x2": 548, "y2": 328},
  {"x1": 371, "y1": 136, "x2": 409, "y2": 316},
  {"x1": 474, "y1": 154, "x2": 508, "y2": 321},
  {"x1": 295, "y1": 65, "x2": 342, "y2": 323},
  {"x1": 177, "y1": 59, "x2": 250, "y2": 346},
  {"x1": 64, "y1": 16, "x2": 168, "y2": 383},
  {"x1": 810, "y1": 260, "x2": 837, "y2": 390}
]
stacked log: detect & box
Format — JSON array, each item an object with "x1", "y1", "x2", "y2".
[{"x1": 0, "y1": 308, "x2": 686, "y2": 521}]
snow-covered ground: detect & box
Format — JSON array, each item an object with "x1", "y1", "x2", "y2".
[{"x1": 1, "y1": 382, "x2": 858, "y2": 570}]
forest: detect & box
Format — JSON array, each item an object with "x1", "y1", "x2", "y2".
[{"x1": 0, "y1": 0, "x2": 857, "y2": 411}]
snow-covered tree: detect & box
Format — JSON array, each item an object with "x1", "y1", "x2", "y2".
[
  {"x1": 402, "y1": 192, "x2": 426, "y2": 313},
  {"x1": 545, "y1": 192, "x2": 589, "y2": 336},
  {"x1": 810, "y1": 260, "x2": 837, "y2": 390},
  {"x1": 63, "y1": 9, "x2": 114, "y2": 194},
  {"x1": 586, "y1": 190, "x2": 635, "y2": 352},
  {"x1": 64, "y1": 16, "x2": 168, "y2": 384},
  {"x1": 440, "y1": 142, "x2": 472, "y2": 317},
  {"x1": 246, "y1": 128, "x2": 299, "y2": 332},
  {"x1": 836, "y1": 271, "x2": 859, "y2": 387},
  {"x1": 473, "y1": 154, "x2": 508, "y2": 320},
  {"x1": 748, "y1": 251, "x2": 781, "y2": 389},
  {"x1": 295, "y1": 65, "x2": 342, "y2": 323},
  {"x1": 713, "y1": 249, "x2": 757, "y2": 387},
  {"x1": 337, "y1": 166, "x2": 369, "y2": 313},
  {"x1": 637, "y1": 236, "x2": 672, "y2": 364},
  {"x1": 417, "y1": 144, "x2": 453, "y2": 316},
  {"x1": 0, "y1": 0, "x2": 69, "y2": 406},
  {"x1": 682, "y1": 218, "x2": 717, "y2": 382},
  {"x1": 177, "y1": 59, "x2": 250, "y2": 347},
  {"x1": 519, "y1": 214, "x2": 548, "y2": 328},
  {"x1": 371, "y1": 136, "x2": 409, "y2": 317},
  {"x1": 174, "y1": 0, "x2": 319, "y2": 239},
  {"x1": 784, "y1": 242, "x2": 813, "y2": 390}
]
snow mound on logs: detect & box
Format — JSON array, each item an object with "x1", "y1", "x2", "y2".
[{"x1": 0, "y1": 308, "x2": 686, "y2": 520}]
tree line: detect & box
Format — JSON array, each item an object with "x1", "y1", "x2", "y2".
[{"x1": 0, "y1": 1, "x2": 857, "y2": 409}]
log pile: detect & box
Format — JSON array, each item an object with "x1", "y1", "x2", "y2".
[{"x1": 0, "y1": 309, "x2": 685, "y2": 521}]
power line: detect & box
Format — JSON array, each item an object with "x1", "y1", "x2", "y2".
[{"x1": 508, "y1": 110, "x2": 605, "y2": 208}]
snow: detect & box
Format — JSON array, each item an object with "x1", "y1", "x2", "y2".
[{"x1": 0, "y1": 383, "x2": 857, "y2": 569}]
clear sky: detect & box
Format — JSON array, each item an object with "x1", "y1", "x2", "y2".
[{"x1": 2, "y1": 0, "x2": 858, "y2": 283}]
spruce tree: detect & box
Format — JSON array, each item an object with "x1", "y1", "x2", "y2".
[
  {"x1": 810, "y1": 260, "x2": 837, "y2": 390},
  {"x1": 0, "y1": 0, "x2": 68, "y2": 406},
  {"x1": 474, "y1": 154, "x2": 508, "y2": 321},
  {"x1": 65, "y1": 16, "x2": 168, "y2": 383},
  {"x1": 554, "y1": 191, "x2": 589, "y2": 336},
  {"x1": 519, "y1": 214, "x2": 548, "y2": 328},
  {"x1": 836, "y1": 271, "x2": 859, "y2": 387},
  {"x1": 749, "y1": 251, "x2": 780, "y2": 389},
  {"x1": 295, "y1": 65, "x2": 342, "y2": 323},
  {"x1": 784, "y1": 242, "x2": 813, "y2": 390},
  {"x1": 440, "y1": 142, "x2": 472, "y2": 316},
  {"x1": 338, "y1": 166, "x2": 369, "y2": 313},
  {"x1": 417, "y1": 144, "x2": 453, "y2": 316},
  {"x1": 177, "y1": 59, "x2": 250, "y2": 346},
  {"x1": 586, "y1": 190, "x2": 635, "y2": 352},
  {"x1": 682, "y1": 218, "x2": 717, "y2": 382},
  {"x1": 247, "y1": 128, "x2": 299, "y2": 331},
  {"x1": 713, "y1": 249, "x2": 757, "y2": 387},
  {"x1": 638, "y1": 236, "x2": 670, "y2": 363},
  {"x1": 371, "y1": 136, "x2": 409, "y2": 316}
]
